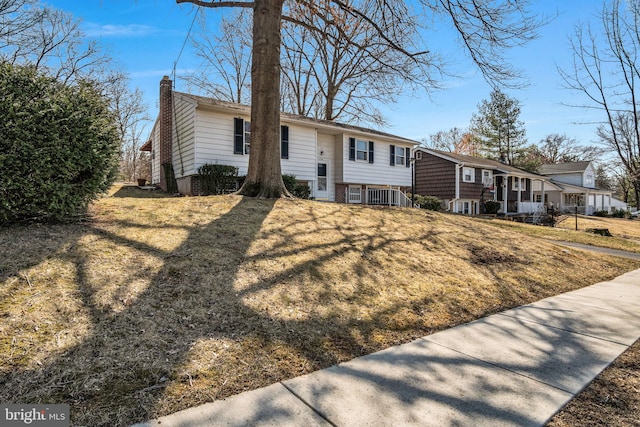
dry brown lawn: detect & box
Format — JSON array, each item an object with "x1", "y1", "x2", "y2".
[
  {"x1": 479, "y1": 215, "x2": 640, "y2": 253},
  {"x1": 1, "y1": 185, "x2": 639, "y2": 426},
  {"x1": 556, "y1": 214, "x2": 640, "y2": 242}
]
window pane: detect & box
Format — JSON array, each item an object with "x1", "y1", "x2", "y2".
[
  {"x1": 318, "y1": 177, "x2": 327, "y2": 191},
  {"x1": 356, "y1": 140, "x2": 367, "y2": 161},
  {"x1": 317, "y1": 163, "x2": 327, "y2": 177}
]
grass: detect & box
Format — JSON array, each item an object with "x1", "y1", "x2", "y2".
[
  {"x1": 1, "y1": 184, "x2": 639, "y2": 426},
  {"x1": 555, "y1": 214, "x2": 640, "y2": 241},
  {"x1": 478, "y1": 215, "x2": 640, "y2": 253}
]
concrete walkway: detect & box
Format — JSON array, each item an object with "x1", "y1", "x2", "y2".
[
  {"x1": 133, "y1": 269, "x2": 640, "y2": 427},
  {"x1": 553, "y1": 240, "x2": 640, "y2": 260}
]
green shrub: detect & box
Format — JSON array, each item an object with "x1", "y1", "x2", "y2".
[
  {"x1": 197, "y1": 164, "x2": 238, "y2": 195},
  {"x1": 0, "y1": 62, "x2": 119, "y2": 224},
  {"x1": 483, "y1": 200, "x2": 502, "y2": 214},
  {"x1": 611, "y1": 208, "x2": 626, "y2": 218},
  {"x1": 593, "y1": 210, "x2": 609, "y2": 217},
  {"x1": 410, "y1": 194, "x2": 442, "y2": 211},
  {"x1": 283, "y1": 174, "x2": 311, "y2": 199}
]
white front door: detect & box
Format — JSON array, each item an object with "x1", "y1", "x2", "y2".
[{"x1": 317, "y1": 162, "x2": 328, "y2": 200}]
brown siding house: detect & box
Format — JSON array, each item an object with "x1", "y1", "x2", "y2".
[{"x1": 414, "y1": 148, "x2": 544, "y2": 215}]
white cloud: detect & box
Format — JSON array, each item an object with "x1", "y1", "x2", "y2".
[
  {"x1": 129, "y1": 69, "x2": 195, "y2": 79},
  {"x1": 84, "y1": 23, "x2": 158, "y2": 38}
]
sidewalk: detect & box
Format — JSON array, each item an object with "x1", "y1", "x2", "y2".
[{"x1": 133, "y1": 268, "x2": 640, "y2": 427}]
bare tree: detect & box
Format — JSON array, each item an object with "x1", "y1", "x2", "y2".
[
  {"x1": 0, "y1": 0, "x2": 41, "y2": 47},
  {"x1": 177, "y1": 0, "x2": 543, "y2": 198},
  {"x1": 185, "y1": 11, "x2": 252, "y2": 103},
  {"x1": 2, "y1": 5, "x2": 110, "y2": 84},
  {"x1": 424, "y1": 127, "x2": 477, "y2": 155},
  {"x1": 536, "y1": 133, "x2": 604, "y2": 163},
  {"x1": 559, "y1": 0, "x2": 640, "y2": 208},
  {"x1": 102, "y1": 72, "x2": 152, "y2": 182},
  {"x1": 281, "y1": 1, "x2": 443, "y2": 127}
]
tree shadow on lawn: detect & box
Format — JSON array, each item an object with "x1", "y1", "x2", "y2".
[
  {"x1": 0, "y1": 198, "x2": 429, "y2": 425},
  {"x1": 0, "y1": 198, "x2": 631, "y2": 426},
  {"x1": 110, "y1": 185, "x2": 174, "y2": 199}
]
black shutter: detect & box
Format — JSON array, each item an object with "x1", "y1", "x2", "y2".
[
  {"x1": 390, "y1": 145, "x2": 395, "y2": 166},
  {"x1": 368, "y1": 141, "x2": 374, "y2": 163},
  {"x1": 405, "y1": 147, "x2": 411, "y2": 167},
  {"x1": 281, "y1": 125, "x2": 289, "y2": 159},
  {"x1": 349, "y1": 137, "x2": 356, "y2": 161},
  {"x1": 234, "y1": 118, "x2": 244, "y2": 154}
]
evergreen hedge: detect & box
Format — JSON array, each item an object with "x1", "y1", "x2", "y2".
[{"x1": 0, "y1": 62, "x2": 119, "y2": 223}]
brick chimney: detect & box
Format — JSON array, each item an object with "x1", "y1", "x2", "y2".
[{"x1": 159, "y1": 76, "x2": 173, "y2": 191}]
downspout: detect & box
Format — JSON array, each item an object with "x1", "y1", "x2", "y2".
[{"x1": 454, "y1": 163, "x2": 462, "y2": 213}]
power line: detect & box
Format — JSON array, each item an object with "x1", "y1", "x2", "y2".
[{"x1": 172, "y1": 7, "x2": 200, "y2": 84}]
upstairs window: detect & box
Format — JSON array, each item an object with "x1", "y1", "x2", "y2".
[
  {"x1": 349, "y1": 138, "x2": 374, "y2": 163},
  {"x1": 389, "y1": 145, "x2": 410, "y2": 167},
  {"x1": 482, "y1": 169, "x2": 493, "y2": 186},
  {"x1": 243, "y1": 121, "x2": 251, "y2": 154},
  {"x1": 395, "y1": 146, "x2": 405, "y2": 166},
  {"x1": 234, "y1": 118, "x2": 251, "y2": 155},
  {"x1": 356, "y1": 140, "x2": 368, "y2": 161},
  {"x1": 462, "y1": 167, "x2": 475, "y2": 183},
  {"x1": 585, "y1": 174, "x2": 594, "y2": 186},
  {"x1": 281, "y1": 125, "x2": 289, "y2": 159}
]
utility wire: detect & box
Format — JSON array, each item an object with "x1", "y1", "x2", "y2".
[{"x1": 172, "y1": 6, "x2": 200, "y2": 84}]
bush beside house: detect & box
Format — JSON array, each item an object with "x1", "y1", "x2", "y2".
[{"x1": 0, "y1": 62, "x2": 119, "y2": 224}]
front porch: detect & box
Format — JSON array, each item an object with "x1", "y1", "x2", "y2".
[
  {"x1": 493, "y1": 175, "x2": 546, "y2": 215},
  {"x1": 559, "y1": 192, "x2": 612, "y2": 215},
  {"x1": 345, "y1": 186, "x2": 414, "y2": 207}
]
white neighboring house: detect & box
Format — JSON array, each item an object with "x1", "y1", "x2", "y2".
[
  {"x1": 538, "y1": 161, "x2": 612, "y2": 215},
  {"x1": 141, "y1": 77, "x2": 418, "y2": 206}
]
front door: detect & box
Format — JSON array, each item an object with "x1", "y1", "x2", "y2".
[{"x1": 317, "y1": 163, "x2": 328, "y2": 200}]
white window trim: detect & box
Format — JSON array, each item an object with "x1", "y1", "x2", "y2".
[
  {"x1": 356, "y1": 139, "x2": 368, "y2": 162},
  {"x1": 512, "y1": 177, "x2": 526, "y2": 191},
  {"x1": 462, "y1": 167, "x2": 475, "y2": 183},
  {"x1": 585, "y1": 174, "x2": 594, "y2": 186},
  {"x1": 394, "y1": 146, "x2": 405, "y2": 166},
  {"x1": 244, "y1": 121, "x2": 251, "y2": 154},
  {"x1": 482, "y1": 169, "x2": 493, "y2": 186}
]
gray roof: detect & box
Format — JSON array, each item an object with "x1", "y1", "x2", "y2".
[
  {"x1": 539, "y1": 161, "x2": 592, "y2": 175},
  {"x1": 176, "y1": 92, "x2": 419, "y2": 145},
  {"x1": 419, "y1": 148, "x2": 544, "y2": 178}
]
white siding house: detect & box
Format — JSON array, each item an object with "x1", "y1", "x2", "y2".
[
  {"x1": 143, "y1": 76, "x2": 417, "y2": 205},
  {"x1": 538, "y1": 161, "x2": 612, "y2": 214}
]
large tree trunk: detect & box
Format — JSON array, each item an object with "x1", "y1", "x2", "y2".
[{"x1": 237, "y1": 0, "x2": 290, "y2": 198}]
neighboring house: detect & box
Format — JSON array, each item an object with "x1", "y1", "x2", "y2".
[
  {"x1": 538, "y1": 161, "x2": 612, "y2": 215},
  {"x1": 414, "y1": 148, "x2": 614, "y2": 216},
  {"x1": 610, "y1": 197, "x2": 628, "y2": 211},
  {"x1": 414, "y1": 148, "x2": 549, "y2": 215},
  {"x1": 141, "y1": 77, "x2": 418, "y2": 206}
]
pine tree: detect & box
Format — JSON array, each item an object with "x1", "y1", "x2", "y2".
[{"x1": 470, "y1": 89, "x2": 527, "y2": 165}]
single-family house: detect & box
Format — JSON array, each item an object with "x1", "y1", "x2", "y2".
[
  {"x1": 538, "y1": 161, "x2": 612, "y2": 215},
  {"x1": 413, "y1": 148, "x2": 550, "y2": 215},
  {"x1": 142, "y1": 77, "x2": 418, "y2": 206}
]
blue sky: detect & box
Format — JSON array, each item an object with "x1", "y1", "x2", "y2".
[{"x1": 47, "y1": 0, "x2": 606, "y2": 146}]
